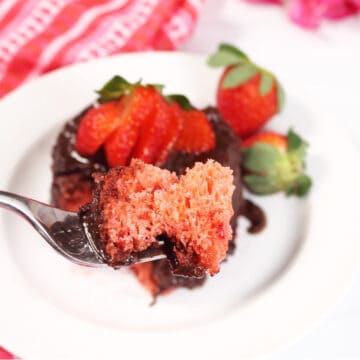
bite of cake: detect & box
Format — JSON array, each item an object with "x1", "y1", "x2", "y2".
[{"x1": 80, "y1": 159, "x2": 234, "y2": 277}]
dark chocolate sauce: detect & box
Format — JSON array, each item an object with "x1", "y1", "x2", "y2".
[
  {"x1": 240, "y1": 199, "x2": 267, "y2": 234},
  {"x1": 151, "y1": 259, "x2": 206, "y2": 294},
  {"x1": 159, "y1": 234, "x2": 206, "y2": 278}
]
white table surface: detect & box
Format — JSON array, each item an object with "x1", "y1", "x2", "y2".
[{"x1": 181, "y1": 0, "x2": 360, "y2": 358}]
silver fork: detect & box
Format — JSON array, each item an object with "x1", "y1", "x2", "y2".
[{"x1": 0, "y1": 190, "x2": 166, "y2": 267}]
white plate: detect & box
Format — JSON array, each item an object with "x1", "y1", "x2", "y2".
[{"x1": 0, "y1": 52, "x2": 359, "y2": 359}]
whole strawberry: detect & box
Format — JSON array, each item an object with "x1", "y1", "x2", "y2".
[
  {"x1": 241, "y1": 129, "x2": 312, "y2": 196},
  {"x1": 208, "y1": 44, "x2": 285, "y2": 138}
]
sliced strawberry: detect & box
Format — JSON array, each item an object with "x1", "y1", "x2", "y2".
[
  {"x1": 242, "y1": 131, "x2": 287, "y2": 152},
  {"x1": 104, "y1": 86, "x2": 158, "y2": 167},
  {"x1": 174, "y1": 109, "x2": 215, "y2": 153},
  {"x1": 156, "y1": 101, "x2": 183, "y2": 165},
  {"x1": 75, "y1": 101, "x2": 122, "y2": 156},
  {"x1": 131, "y1": 92, "x2": 169, "y2": 164},
  {"x1": 104, "y1": 120, "x2": 138, "y2": 168},
  {"x1": 132, "y1": 95, "x2": 183, "y2": 165}
]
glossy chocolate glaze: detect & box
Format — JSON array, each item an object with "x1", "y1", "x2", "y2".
[
  {"x1": 240, "y1": 199, "x2": 267, "y2": 234},
  {"x1": 151, "y1": 259, "x2": 206, "y2": 295}
]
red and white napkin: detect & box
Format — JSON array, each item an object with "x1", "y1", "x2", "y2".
[
  {"x1": 0, "y1": 347, "x2": 15, "y2": 360},
  {"x1": 0, "y1": 0, "x2": 204, "y2": 99},
  {"x1": 0, "y1": 0, "x2": 203, "y2": 357}
]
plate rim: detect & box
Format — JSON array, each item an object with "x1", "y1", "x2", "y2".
[{"x1": 0, "y1": 51, "x2": 360, "y2": 359}]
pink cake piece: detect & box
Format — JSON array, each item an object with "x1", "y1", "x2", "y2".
[{"x1": 86, "y1": 159, "x2": 235, "y2": 276}]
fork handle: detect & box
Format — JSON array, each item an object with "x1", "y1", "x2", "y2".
[
  {"x1": 0, "y1": 190, "x2": 40, "y2": 226},
  {"x1": 0, "y1": 190, "x2": 27, "y2": 213},
  {"x1": 0, "y1": 190, "x2": 68, "y2": 254}
]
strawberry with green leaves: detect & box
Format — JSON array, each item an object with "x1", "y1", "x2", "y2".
[
  {"x1": 241, "y1": 129, "x2": 312, "y2": 196},
  {"x1": 208, "y1": 44, "x2": 285, "y2": 138},
  {"x1": 76, "y1": 76, "x2": 163, "y2": 166},
  {"x1": 75, "y1": 75, "x2": 215, "y2": 168}
]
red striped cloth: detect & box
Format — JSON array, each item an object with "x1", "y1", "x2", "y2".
[
  {"x1": 0, "y1": 0, "x2": 203, "y2": 357},
  {"x1": 0, "y1": 0, "x2": 204, "y2": 99},
  {"x1": 0, "y1": 347, "x2": 15, "y2": 360}
]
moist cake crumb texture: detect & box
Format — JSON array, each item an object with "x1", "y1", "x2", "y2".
[{"x1": 86, "y1": 159, "x2": 234, "y2": 276}]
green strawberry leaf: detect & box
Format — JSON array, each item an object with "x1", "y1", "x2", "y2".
[
  {"x1": 276, "y1": 80, "x2": 285, "y2": 112},
  {"x1": 148, "y1": 83, "x2": 165, "y2": 93},
  {"x1": 96, "y1": 75, "x2": 134, "y2": 101},
  {"x1": 97, "y1": 76, "x2": 165, "y2": 102},
  {"x1": 207, "y1": 43, "x2": 249, "y2": 68},
  {"x1": 244, "y1": 174, "x2": 280, "y2": 195},
  {"x1": 222, "y1": 63, "x2": 258, "y2": 89},
  {"x1": 219, "y1": 43, "x2": 249, "y2": 61},
  {"x1": 259, "y1": 72, "x2": 273, "y2": 96},
  {"x1": 167, "y1": 94, "x2": 192, "y2": 111},
  {"x1": 287, "y1": 128, "x2": 305, "y2": 151},
  {"x1": 287, "y1": 173, "x2": 312, "y2": 197},
  {"x1": 242, "y1": 143, "x2": 283, "y2": 175},
  {"x1": 207, "y1": 50, "x2": 245, "y2": 68},
  {"x1": 287, "y1": 129, "x2": 309, "y2": 167}
]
